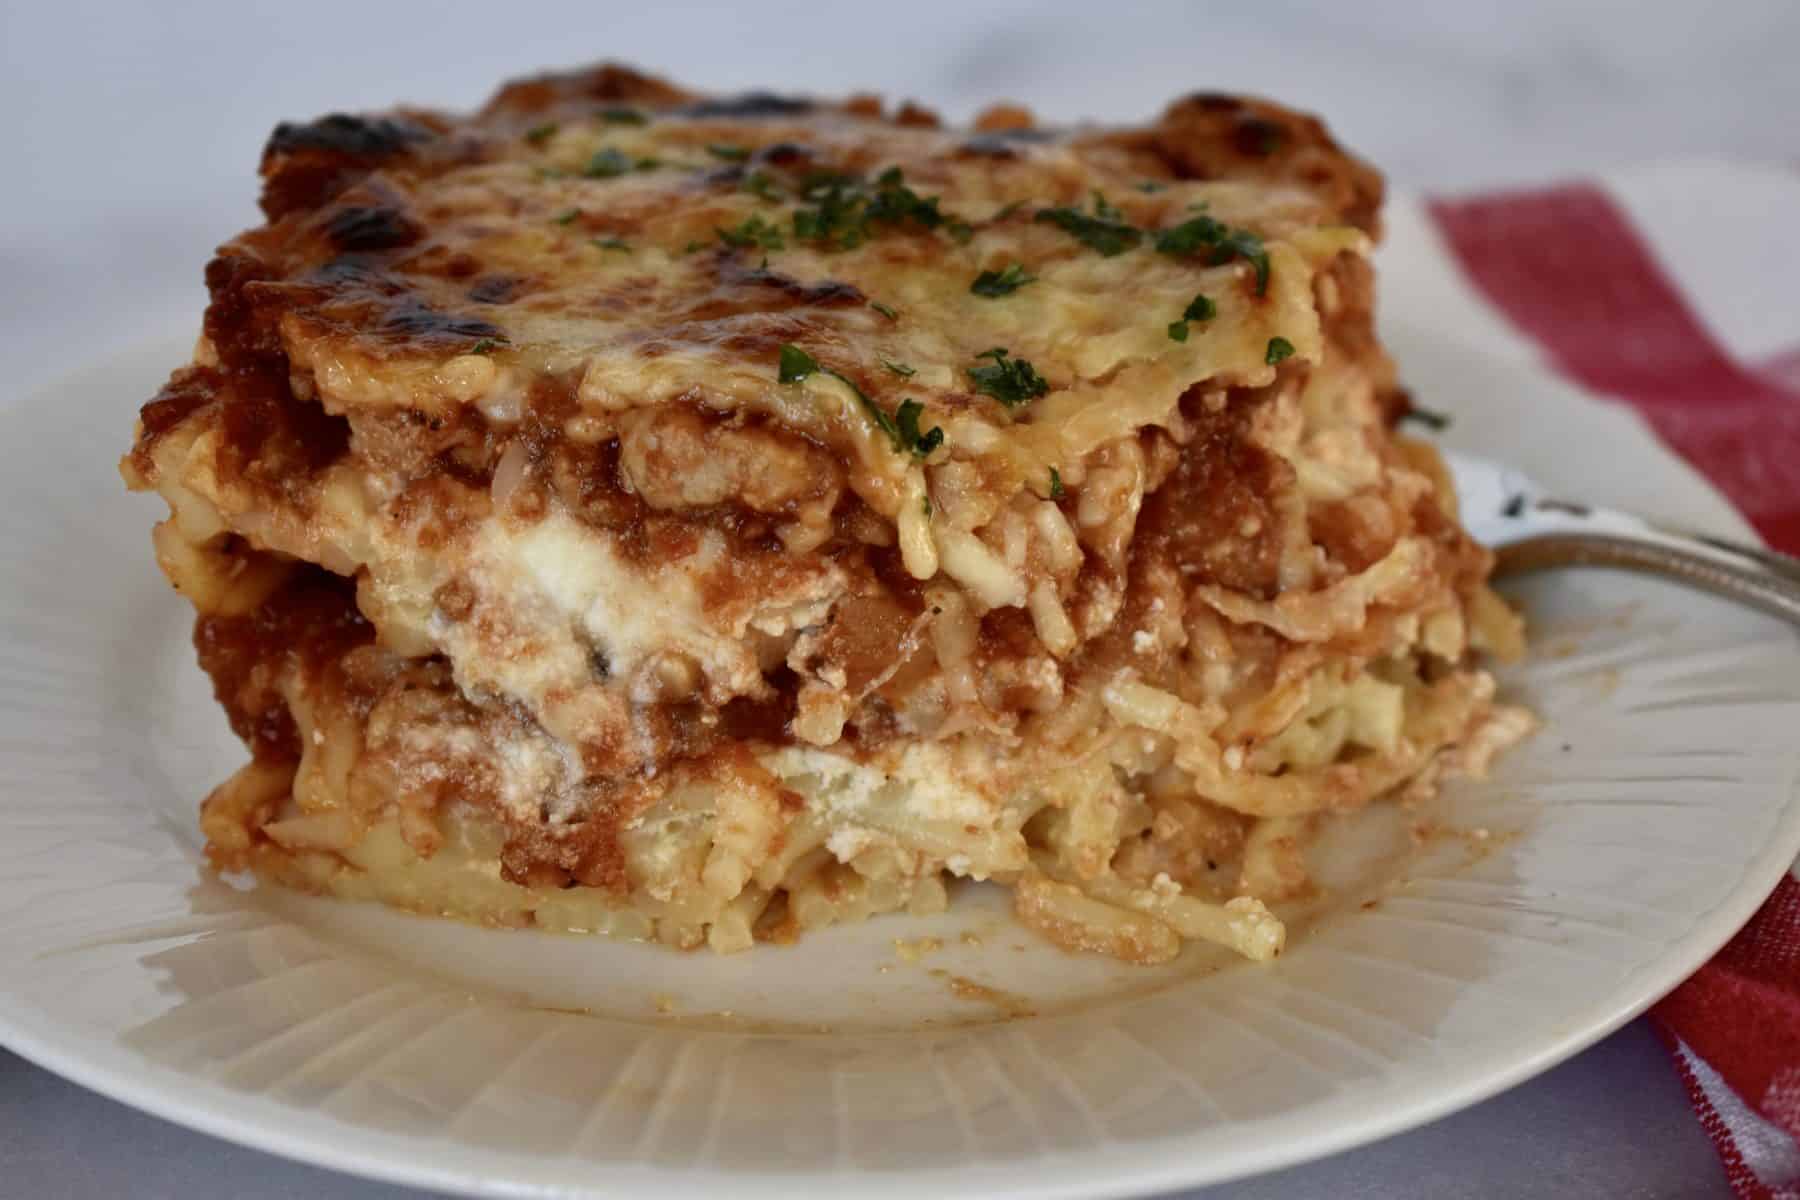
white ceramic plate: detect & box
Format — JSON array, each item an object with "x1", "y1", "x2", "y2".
[{"x1": 4, "y1": 201, "x2": 1799, "y2": 1198}]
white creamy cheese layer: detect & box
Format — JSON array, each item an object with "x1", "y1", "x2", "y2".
[{"x1": 352, "y1": 483, "x2": 851, "y2": 791}]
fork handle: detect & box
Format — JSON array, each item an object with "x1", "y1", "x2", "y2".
[{"x1": 1495, "y1": 531, "x2": 1800, "y2": 627}]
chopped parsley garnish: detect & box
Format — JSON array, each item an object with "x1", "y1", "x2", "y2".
[
  {"x1": 682, "y1": 239, "x2": 707, "y2": 254},
  {"x1": 792, "y1": 175, "x2": 868, "y2": 249},
  {"x1": 591, "y1": 236, "x2": 631, "y2": 251},
  {"x1": 716, "y1": 214, "x2": 786, "y2": 251},
  {"x1": 967, "y1": 347, "x2": 1049, "y2": 408},
  {"x1": 1214, "y1": 229, "x2": 1272, "y2": 293},
  {"x1": 1265, "y1": 336, "x2": 1296, "y2": 365},
  {"x1": 881, "y1": 357, "x2": 916, "y2": 378},
  {"x1": 946, "y1": 220, "x2": 974, "y2": 244},
  {"x1": 1135, "y1": 180, "x2": 1167, "y2": 193},
  {"x1": 552, "y1": 207, "x2": 581, "y2": 225},
  {"x1": 706, "y1": 143, "x2": 750, "y2": 161},
  {"x1": 1154, "y1": 215, "x2": 1271, "y2": 294},
  {"x1": 1399, "y1": 403, "x2": 1453, "y2": 431},
  {"x1": 778, "y1": 343, "x2": 818, "y2": 384},
  {"x1": 970, "y1": 263, "x2": 1036, "y2": 297},
  {"x1": 991, "y1": 200, "x2": 1026, "y2": 221},
  {"x1": 869, "y1": 301, "x2": 899, "y2": 321},
  {"x1": 1034, "y1": 194, "x2": 1142, "y2": 257},
  {"x1": 781, "y1": 341, "x2": 824, "y2": 385},
  {"x1": 1152, "y1": 213, "x2": 1226, "y2": 255},
  {"x1": 583, "y1": 148, "x2": 633, "y2": 178},
  {"x1": 584, "y1": 147, "x2": 664, "y2": 178},
  {"x1": 470, "y1": 338, "x2": 504, "y2": 355},
  {"x1": 864, "y1": 167, "x2": 943, "y2": 230},
  {"x1": 789, "y1": 167, "x2": 948, "y2": 250},
  {"x1": 1167, "y1": 292, "x2": 1217, "y2": 342},
  {"x1": 599, "y1": 106, "x2": 648, "y2": 125},
  {"x1": 896, "y1": 399, "x2": 945, "y2": 457},
  {"x1": 741, "y1": 169, "x2": 782, "y2": 202},
  {"x1": 1048, "y1": 467, "x2": 1065, "y2": 499},
  {"x1": 524, "y1": 122, "x2": 558, "y2": 145},
  {"x1": 777, "y1": 344, "x2": 943, "y2": 458}
]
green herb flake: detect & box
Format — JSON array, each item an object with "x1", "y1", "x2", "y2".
[
  {"x1": 967, "y1": 347, "x2": 1050, "y2": 408},
  {"x1": 682, "y1": 239, "x2": 707, "y2": 255},
  {"x1": 470, "y1": 338, "x2": 504, "y2": 355},
  {"x1": 970, "y1": 263, "x2": 1036, "y2": 297},
  {"x1": 869, "y1": 301, "x2": 899, "y2": 321},
  {"x1": 1034, "y1": 198, "x2": 1142, "y2": 257},
  {"x1": 1153, "y1": 214, "x2": 1226, "y2": 256},
  {"x1": 1213, "y1": 229, "x2": 1271, "y2": 294},
  {"x1": 524, "y1": 122, "x2": 559, "y2": 145},
  {"x1": 896, "y1": 399, "x2": 945, "y2": 458},
  {"x1": 552, "y1": 208, "x2": 581, "y2": 226},
  {"x1": 922, "y1": 495, "x2": 933, "y2": 517},
  {"x1": 583, "y1": 147, "x2": 633, "y2": 178},
  {"x1": 777, "y1": 344, "x2": 943, "y2": 457},
  {"x1": 599, "y1": 106, "x2": 648, "y2": 125},
  {"x1": 1154, "y1": 216, "x2": 1270, "y2": 294},
  {"x1": 792, "y1": 177, "x2": 868, "y2": 250},
  {"x1": 865, "y1": 166, "x2": 944, "y2": 230},
  {"x1": 991, "y1": 200, "x2": 1026, "y2": 222},
  {"x1": 707, "y1": 143, "x2": 750, "y2": 161},
  {"x1": 741, "y1": 169, "x2": 782, "y2": 202},
  {"x1": 946, "y1": 220, "x2": 974, "y2": 244},
  {"x1": 1048, "y1": 467, "x2": 1065, "y2": 500},
  {"x1": 788, "y1": 167, "x2": 949, "y2": 251},
  {"x1": 881, "y1": 357, "x2": 915, "y2": 378},
  {"x1": 1168, "y1": 291, "x2": 1217, "y2": 341},
  {"x1": 1265, "y1": 336, "x2": 1296, "y2": 366},
  {"x1": 591, "y1": 237, "x2": 631, "y2": 252},
  {"x1": 1135, "y1": 180, "x2": 1167, "y2": 193},
  {"x1": 1399, "y1": 403, "x2": 1453, "y2": 432},
  {"x1": 778, "y1": 344, "x2": 819, "y2": 384},
  {"x1": 532, "y1": 166, "x2": 568, "y2": 181},
  {"x1": 716, "y1": 213, "x2": 786, "y2": 252}
]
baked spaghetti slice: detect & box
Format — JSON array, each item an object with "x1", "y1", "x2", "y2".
[{"x1": 122, "y1": 64, "x2": 1528, "y2": 963}]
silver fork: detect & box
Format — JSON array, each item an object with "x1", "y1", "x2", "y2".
[{"x1": 1444, "y1": 452, "x2": 1800, "y2": 627}]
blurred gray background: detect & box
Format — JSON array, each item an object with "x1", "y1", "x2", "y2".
[
  {"x1": 4, "y1": 0, "x2": 1798, "y2": 402},
  {"x1": 4, "y1": 1, "x2": 1797, "y2": 1195}
]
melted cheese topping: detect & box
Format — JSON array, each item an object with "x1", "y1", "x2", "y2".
[{"x1": 283, "y1": 112, "x2": 1367, "y2": 536}]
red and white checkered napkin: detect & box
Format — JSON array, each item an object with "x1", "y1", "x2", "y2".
[{"x1": 1425, "y1": 164, "x2": 1800, "y2": 1199}]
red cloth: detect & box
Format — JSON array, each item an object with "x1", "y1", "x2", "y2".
[{"x1": 1428, "y1": 182, "x2": 1800, "y2": 1197}]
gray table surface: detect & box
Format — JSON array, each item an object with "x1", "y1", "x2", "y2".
[{"x1": 5, "y1": 1, "x2": 1795, "y2": 1194}]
